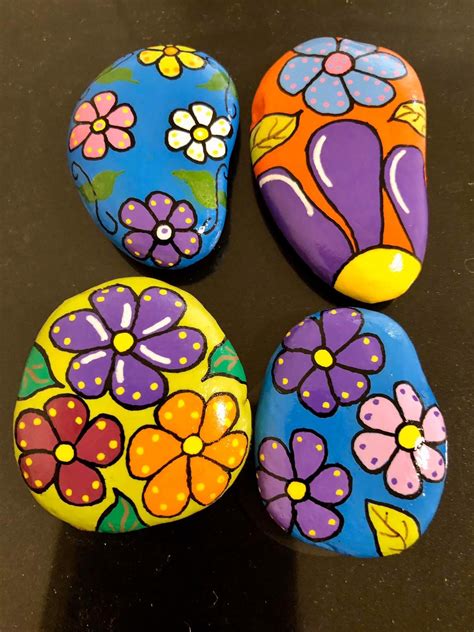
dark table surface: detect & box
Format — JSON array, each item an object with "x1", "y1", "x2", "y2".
[{"x1": 1, "y1": 1, "x2": 472, "y2": 630}]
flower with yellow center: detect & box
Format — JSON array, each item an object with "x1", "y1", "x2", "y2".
[
  {"x1": 286, "y1": 480, "x2": 307, "y2": 501},
  {"x1": 313, "y1": 348, "x2": 334, "y2": 369},
  {"x1": 138, "y1": 44, "x2": 205, "y2": 78},
  {"x1": 397, "y1": 424, "x2": 424, "y2": 451},
  {"x1": 54, "y1": 443, "x2": 76, "y2": 464},
  {"x1": 112, "y1": 331, "x2": 135, "y2": 353}
]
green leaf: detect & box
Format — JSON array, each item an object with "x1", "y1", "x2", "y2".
[
  {"x1": 250, "y1": 112, "x2": 301, "y2": 165},
  {"x1": 79, "y1": 170, "x2": 123, "y2": 203},
  {"x1": 96, "y1": 67, "x2": 138, "y2": 85},
  {"x1": 172, "y1": 169, "x2": 216, "y2": 208},
  {"x1": 97, "y1": 490, "x2": 147, "y2": 533},
  {"x1": 198, "y1": 71, "x2": 237, "y2": 98},
  {"x1": 18, "y1": 344, "x2": 61, "y2": 399},
  {"x1": 366, "y1": 500, "x2": 421, "y2": 556},
  {"x1": 203, "y1": 339, "x2": 246, "y2": 384},
  {"x1": 217, "y1": 189, "x2": 227, "y2": 207}
]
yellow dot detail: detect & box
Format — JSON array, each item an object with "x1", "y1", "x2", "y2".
[
  {"x1": 92, "y1": 481, "x2": 100, "y2": 490},
  {"x1": 179, "y1": 357, "x2": 187, "y2": 365},
  {"x1": 341, "y1": 391, "x2": 349, "y2": 399},
  {"x1": 96, "y1": 296, "x2": 105, "y2": 303},
  {"x1": 159, "y1": 504, "x2": 168, "y2": 511},
  {"x1": 136, "y1": 446, "x2": 144, "y2": 455},
  {"x1": 73, "y1": 362, "x2": 80, "y2": 370},
  {"x1": 132, "y1": 391, "x2": 142, "y2": 401},
  {"x1": 18, "y1": 421, "x2": 25, "y2": 430},
  {"x1": 286, "y1": 480, "x2": 307, "y2": 501},
  {"x1": 113, "y1": 331, "x2": 135, "y2": 353},
  {"x1": 371, "y1": 355, "x2": 379, "y2": 363},
  {"x1": 193, "y1": 342, "x2": 201, "y2": 350},
  {"x1": 335, "y1": 489, "x2": 344, "y2": 496},
  {"x1": 217, "y1": 475, "x2": 226, "y2": 484},
  {"x1": 397, "y1": 424, "x2": 423, "y2": 450},
  {"x1": 152, "y1": 433, "x2": 160, "y2": 443},
  {"x1": 116, "y1": 387, "x2": 125, "y2": 395},
  {"x1": 65, "y1": 488, "x2": 73, "y2": 497},
  {"x1": 95, "y1": 377, "x2": 103, "y2": 385},
  {"x1": 20, "y1": 440, "x2": 27, "y2": 448},
  {"x1": 308, "y1": 529, "x2": 316, "y2": 537},
  {"x1": 271, "y1": 442, "x2": 278, "y2": 449},
  {"x1": 363, "y1": 338, "x2": 370, "y2": 345},
  {"x1": 357, "y1": 381, "x2": 364, "y2": 389},
  {"x1": 322, "y1": 402, "x2": 331, "y2": 409},
  {"x1": 314, "y1": 348, "x2": 334, "y2": 368},
  {"x1": 315, "y1": 444, "x2": 323, "y2": 452},
  {"x1": 34, "y1": 480, "x2": 43, "y2": 488},
  {"x1": 303, "y1": 390, "x2": 310, "y2": 398},
  {"x1": 109, "y1": 440, "x2": 118, "y2": 449},
  {"x1": 67, "y1": 401, "x2": 75, "y2": 409},
  {"x1": 159, "y1": 289, "x2": 168, "y2": 295},
  {"x1": 49, "y1": 408, "x2": 57, "y2": 417},
  {"x1": 183, "y1": 435, "x2": 204, "y2": 455},
  {"x1": 75, "y1": 416, "x2": 83, "y2": 425},
  {"x1": 178, "y1": 332, "x2": 187, "y2": 339},
  {"x1": 296, "y1": 436, "x2": 303, "y2": 443},
  {"x1": 278, "y1": 358, "x2": 284, "y2": 365},
  {"x1": 228, "y1": 456, "x2": 236, "y2": 466},
  {"x1": 33, "y1": 417, "x2": 42, "y2": 426},
  {"x1": 54, "y1": 443, "x2": 75, "y2": 463},
  {"x1": 141, "y1": 465, "x2": 150, "y2": 474},
  {"x1": 96, "y1": 452, "x2": 106, "y2": 462},
  {"x1": 96, "y1": 420, "x2": 107, "y2": 430},
  {"x1": 82, "y1": 495, "x2": 90, "y2": 503},
  {"x1": 328, "y1": 518, "x2": 337, "y2": 526},
  {"x1": 150, "y1": 382, "x2": 159, "y2": 391},
  {"x1": 53, "y1": 326, "x2": 60, "y2": 334},
  {"x1": 164, "y1": 411, "x2": 173, "y2": 420},
  {"x1": 25, "y1": 457, "x2": 33, "y2": 466},
  {"x1": 143, "y1": 295, "x2": 152, "y2": 301},
  {"x1": 78, "y1": 381, "x2": 85, "y2": 389},
  {"x1": 177, "y1": 492, "x2": 186, "y2": 501},
  {"x1": 333, "y1": 470, "x2": 341, "y2": 477},
  {"x1": 282, "y1": 378, "x2": 289, "y2": 385},
  {"x1": 196, "y1": 483, "x2": 205, "y2": 492}
]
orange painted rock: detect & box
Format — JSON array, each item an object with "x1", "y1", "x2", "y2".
[{"x1": 251, "y1": 37, "x2": 428, "y2": 303}]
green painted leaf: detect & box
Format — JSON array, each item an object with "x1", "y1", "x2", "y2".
[
  {"x1": 198, "y1": 71, "x2": 237, "y2": 97},
  {"x1": 79, "y1": 170, "x2": 123, "y2": 203},
  {"x1": 217, "y1": 189, "x2": 227, "y2": 207},
  {"x1": 250, "y1": 112, "x2": 301, "y2": 165},
  {"x1": 97, "y1": 490, "x2": 147, "y2": 533},
  {"x1": 18, "y1": 344, "x2": 61, "y2": 399},
  {"x1": 96, "y1": 67, "x2": 138, "y2": 85},
  {"x1": 172, "y1": 169, "x2": 216, "y2": 208},
  {"x1": 204, "y1": 339, "x2": 246, "y2": 383}
]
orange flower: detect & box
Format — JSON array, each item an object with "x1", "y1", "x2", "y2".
[{"x1": 128, "y1": 391, "x2": 248, "y2": 517}]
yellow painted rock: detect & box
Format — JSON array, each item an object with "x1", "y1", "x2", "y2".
[{"x1": 13, "y1": 277, "x2": 251, "y2": 532}]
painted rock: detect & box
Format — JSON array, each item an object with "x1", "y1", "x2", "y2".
[
  {"x1": 67, "y1": 46, "x2": 239, "y2": 269},
  {"x1": 255, "y1": 307, "x2": 446, "y2": 557},
  {"x1": 13, "y1": 277, "x2": 250, "y2": 531},
  {"x1": 251, "y1": 37, "x2": 428, "y2": 303}
]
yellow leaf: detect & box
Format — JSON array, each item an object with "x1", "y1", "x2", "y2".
[
  {"x1": 391, "y1": 101, "x2": 427, "y2": 136},
  {"x1": 366, "y1": 500, "x2": 420, "y2": 556},
  {"x1": 250, "y1": 112, "x2": 300, "y2": 165}
]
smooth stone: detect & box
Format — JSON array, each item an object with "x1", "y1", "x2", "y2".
[
  {"x1": 13, "y1": 277, "x2": 251, "y2": 531},
  {"x1": 255, "y1": 307, "x2": 446, "y2": 557},
  {"x1": 251, "y1": 37, "x2": 428, "y2": 303},
  {"x1": 68, "y1": 45, "x2": 239, "y2": 269}
]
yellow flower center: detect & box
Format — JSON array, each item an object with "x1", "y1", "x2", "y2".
[
  {"x1": 113, "y1": 332, "x2": 135, "y2": 353},
  {"x1": 54, "y1": 443, "x2": 75, "y2": 464},
  {"x1": 286, "y1": 480, "x2": 307, "y2": 501},
  {"x1": 183, "y1": 435, "x2": 204, "y2": 455},
  {"x1": 164, "y1": 46, "x2": 179, "y2": 56},
  {"x1": 92, "y1": 118, "x2": 107, "y2": 133},
  {"x1": 313, "y1": 348, "x2": 334, "y2": 369},
  {"x1": 397, "y1": 424, "x2": 423, "y2": 450},
  {"x1": 192, "y1": 126, "x2": 210, "y2": 142}
]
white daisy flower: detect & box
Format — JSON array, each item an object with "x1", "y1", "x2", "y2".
[{"x1": 166, "y1": 102, "x2": 232, "y2": 163}]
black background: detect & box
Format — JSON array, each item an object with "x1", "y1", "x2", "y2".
[{"x1": 1, "y1": 1, "x2": 472, "y2": 630}]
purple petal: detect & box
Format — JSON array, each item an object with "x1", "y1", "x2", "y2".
[
  {"x1": 355, "y1": 52, "x2": 407, "y2": 79},
  {"x1": 338, "y1": 38, "x2": 377, "y2": 58},
  {"x1": 309, "y1": 465, "x2": 350, "y2": 504},
  {"x1": 90, "y1": 285, "x2": 137, "y2": 333},
  {"x1": 343, "y1": 70, "x2": 394, "y2": 107},
  {"x1": 284, "y1": 317, "x2": 322, "y2": 352},
  {"x1": 273, "y1": 349, "x2": 314, "y2": 392},
  {"x1": 299, "y1": 368, "x2": 337, "y2": 415},
  {"x1": 295, "y1": 499, "x2": 342, "y2": 540},
  {"x1": 123, "y1": 231, "x2": 154, "y2": 259},
  {"x1": 279, "y1": 56, "x2": 323, "y2": 95},
  {"x1": 146, "y1": 192, "x2": 175, "y2": 222},
  {"x1": 320, "y1": 307, "x2": 362, "y2": 351},
  {"x1": 294, "y1": 37, "x2": 337, "y2": 55},
  {"x1": 111, "y1": 354, "x2": 166, "y2": 407},
  {"x1": 67, "y1": 348, "x2": 114, "y2": 397},
  {"x1": 336, "y1": 334, "x2": 384, "y2": 373},
  {"x1": 291, "y1": 430, "x2": 326, "y2": 480},
  {"x1": 258, "y1": 167, "x2": 353, "y2": 284},
  {"x1": 328, "y1": 365, "x2": 368, "y2": 404},
  {"x1": 134, "y1": 328, "x2": 205, "y2": 371},
  {"x1": 168, "y1": 201, "x2": 197, "y2": 230},
  {"x1": 133, "y1": 287, "x2": 186, "y2": 339},
  {"x1": 173, "y1": 230, "x2": 201, "y2": 257},
  {"x1": 257, "y1": 438, "x2": 294, "y2": 479},
  {"x1": 151, "y1": 242, "x2": 181, "y2": 267},
  {"x1": 266, "y1": 496, "x2": 294, "y2": 531},
  {"x1": 50, "y1": 309, "x2": 111, "y2": 351},
  {"x1": 308, "y1": 121, "x2": 382, "y2": 251},
  {"x1": 304, "y1": 73, "x2": 351, "y2": 115},
  {"x1": 120, "y1": 199, "x2": 156, "y2": 231},
  {"x1": 256, "y1": 469, "x2": 287, "y2": 501},
  {"x1": 384, "y1": 146, "x2": 428, "y2": 260}
]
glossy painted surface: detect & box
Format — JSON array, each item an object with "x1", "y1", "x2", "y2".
[
  {"x1": 251, "y1": 37, "x2": 428, "y2": 303},
  {"x1": 68, "y1": 47, "x2": 239, "y2": 269},
  {"x1": 255, "y1": 308, "x2": 446, "y2": 557},
  {"x1": 13, "y1": 277, "x2": 251, "y2": 531}
]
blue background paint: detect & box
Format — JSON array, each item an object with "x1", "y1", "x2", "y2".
[
  {"x1": 67, "y1": 48, "x2": 239, "y2": 268},
  {"x1": 255, "y1": 308, "x2": 447, "y2": 558}
]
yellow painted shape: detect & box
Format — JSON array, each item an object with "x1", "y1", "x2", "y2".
[
  {"x1": 13, "y1": 277, "x2": 251, "y2": 531},
  {"x1": 334, "y1": 248, "x2": 421, "y2": 304},
  {"x1": 366, "y1": 501, "x2": 420, "y2": 556}
]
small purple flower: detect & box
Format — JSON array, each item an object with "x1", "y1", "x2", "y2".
[
  {"x1": 50, "y1": 284, "x2": 206, "y2": 408},
  {"x1": 257, "y1": 429, "x2": 351, "y2": 541},
  {"x1": 273, "y1": 308, "x2": 385, "y2": 416},
  {"x1": 120, "y1": 192, "x2": 202, "y2": 268},
  {"x1": 279, "y1": 37, "x2": 407, "y2": 115}
]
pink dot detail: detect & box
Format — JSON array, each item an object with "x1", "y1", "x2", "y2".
[
  {"x1": 381, "y1": 70, "x2": 387, "y2": 76},
  {"x1": 378, "y1": 95, "x2": 385, "y2": 101},
  {"x1": 365, "y1": 96, "x2": 372, "y2": 103},
  {"x1": 320, "y1": 77, "x2": 326, "y2": 83},
  {"x1": 323, "y1": 100, "x2": 330, "y2": 108},
  {"x1": 302, "y1": 57, "x2": 309, "y2": 64},
  {"x1": 368, "y1": 66, "x2": 374, "y2": 72},
  {"x1": 347, "y1": 79, "x2": 353, "y2": 85},
  {"x1": 304, "y1": 75, "x2": 310, "y2": 81},
  {"x1": 310, "y1": 98, "x2": 316, "y2": 104},
  {"x1": 310, "y1": 86, "x2": 317, "y2": 93},
  {"x1": 306, "y1": 47, "x2": 313, "y2": 53},
  {"x1": 354, "y1": 90, "x2": 360, "y2": 97},
  {"x1": 364, "y1": 75, "x2": 370, "y2": 82},
  {"x1": 337, "y1": 100, "x2": 345, "y2": 107},
  {"x1": 290, "y1": 83, "x2": 297, "y2": 90},
  {"x1": 320, "y1": 49, "x2": 327, "y2": 54},
  {"x1": 374, "y1": 79, "x2": 381, "y2": 86},
  {"x1": 289, "y1": 63, "x2": 295, "y2": 69},
  {"x1": 337, "y1": 91, "x2": 343, "y2": 96},
  {"x1": 384, "y1": 85, "x2": 391, "y2": 92},
  {"x1": 332, "y1": 79, "x2": 339, "y2": 86},
  {"x1": 284, "y1": 74, "x2": 290, "y2": 80},
  {"x1": 312, "y1": 66, "x2": 319, "y2": 72}
]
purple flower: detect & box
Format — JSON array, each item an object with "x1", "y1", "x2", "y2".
[
  {"x1": 272, "y1": 308, "x2": 384, "y2": 416},
  {"x1": 120, "y1": 192, "x2": 202, "y2": 268},
  {"x1": 50, "y1": 284, "x2": 206, "y2": 408},
  {"x1": 257, "y1": 429, "x2": 351, "y2": 541},
  {"x1": 278, "y1": 37, "x2": 406, "y2": 115}
]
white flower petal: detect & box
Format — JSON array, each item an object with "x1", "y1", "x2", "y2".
[
  {"x1": 172, "y1": 109, "x2": 196, "y2": 131},
  {"x1": 185, "y1": 141, "x2": 205, "y2": 163},
  {"x1": 167, "y1": 129, "x2": 191, "y2": 150},
  {"x1": 191, "y1": 103, "x2": 215, "y2": 126},
  {"x1": 210, "y1": 117, "x2": 232, "y2": 138},
  {"x1": 205, "y1": 136, "x2": 226, "y2": 159}
]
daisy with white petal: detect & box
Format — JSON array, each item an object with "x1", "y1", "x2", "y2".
[{"x1": 166, "y1": 102, "x2": 232, "y2": 164}]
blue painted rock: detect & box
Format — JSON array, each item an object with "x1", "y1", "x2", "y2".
[
  {"x1": 251, "y1": 37, "x2": 428, "y2": 303},
  {"x1": 68, "y1": 46, "x2": 239, "y2": 269},
  {"x1": 255, "y1": 307, "x2": 446, "y2": 557}
]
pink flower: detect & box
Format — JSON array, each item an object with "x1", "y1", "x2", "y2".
[
  {"x1": 69, "y1": 91, "x2": 136, "y2": 160},
  {"x1": 353, "y1": 382, "x2": 447, "y2": 498}
]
